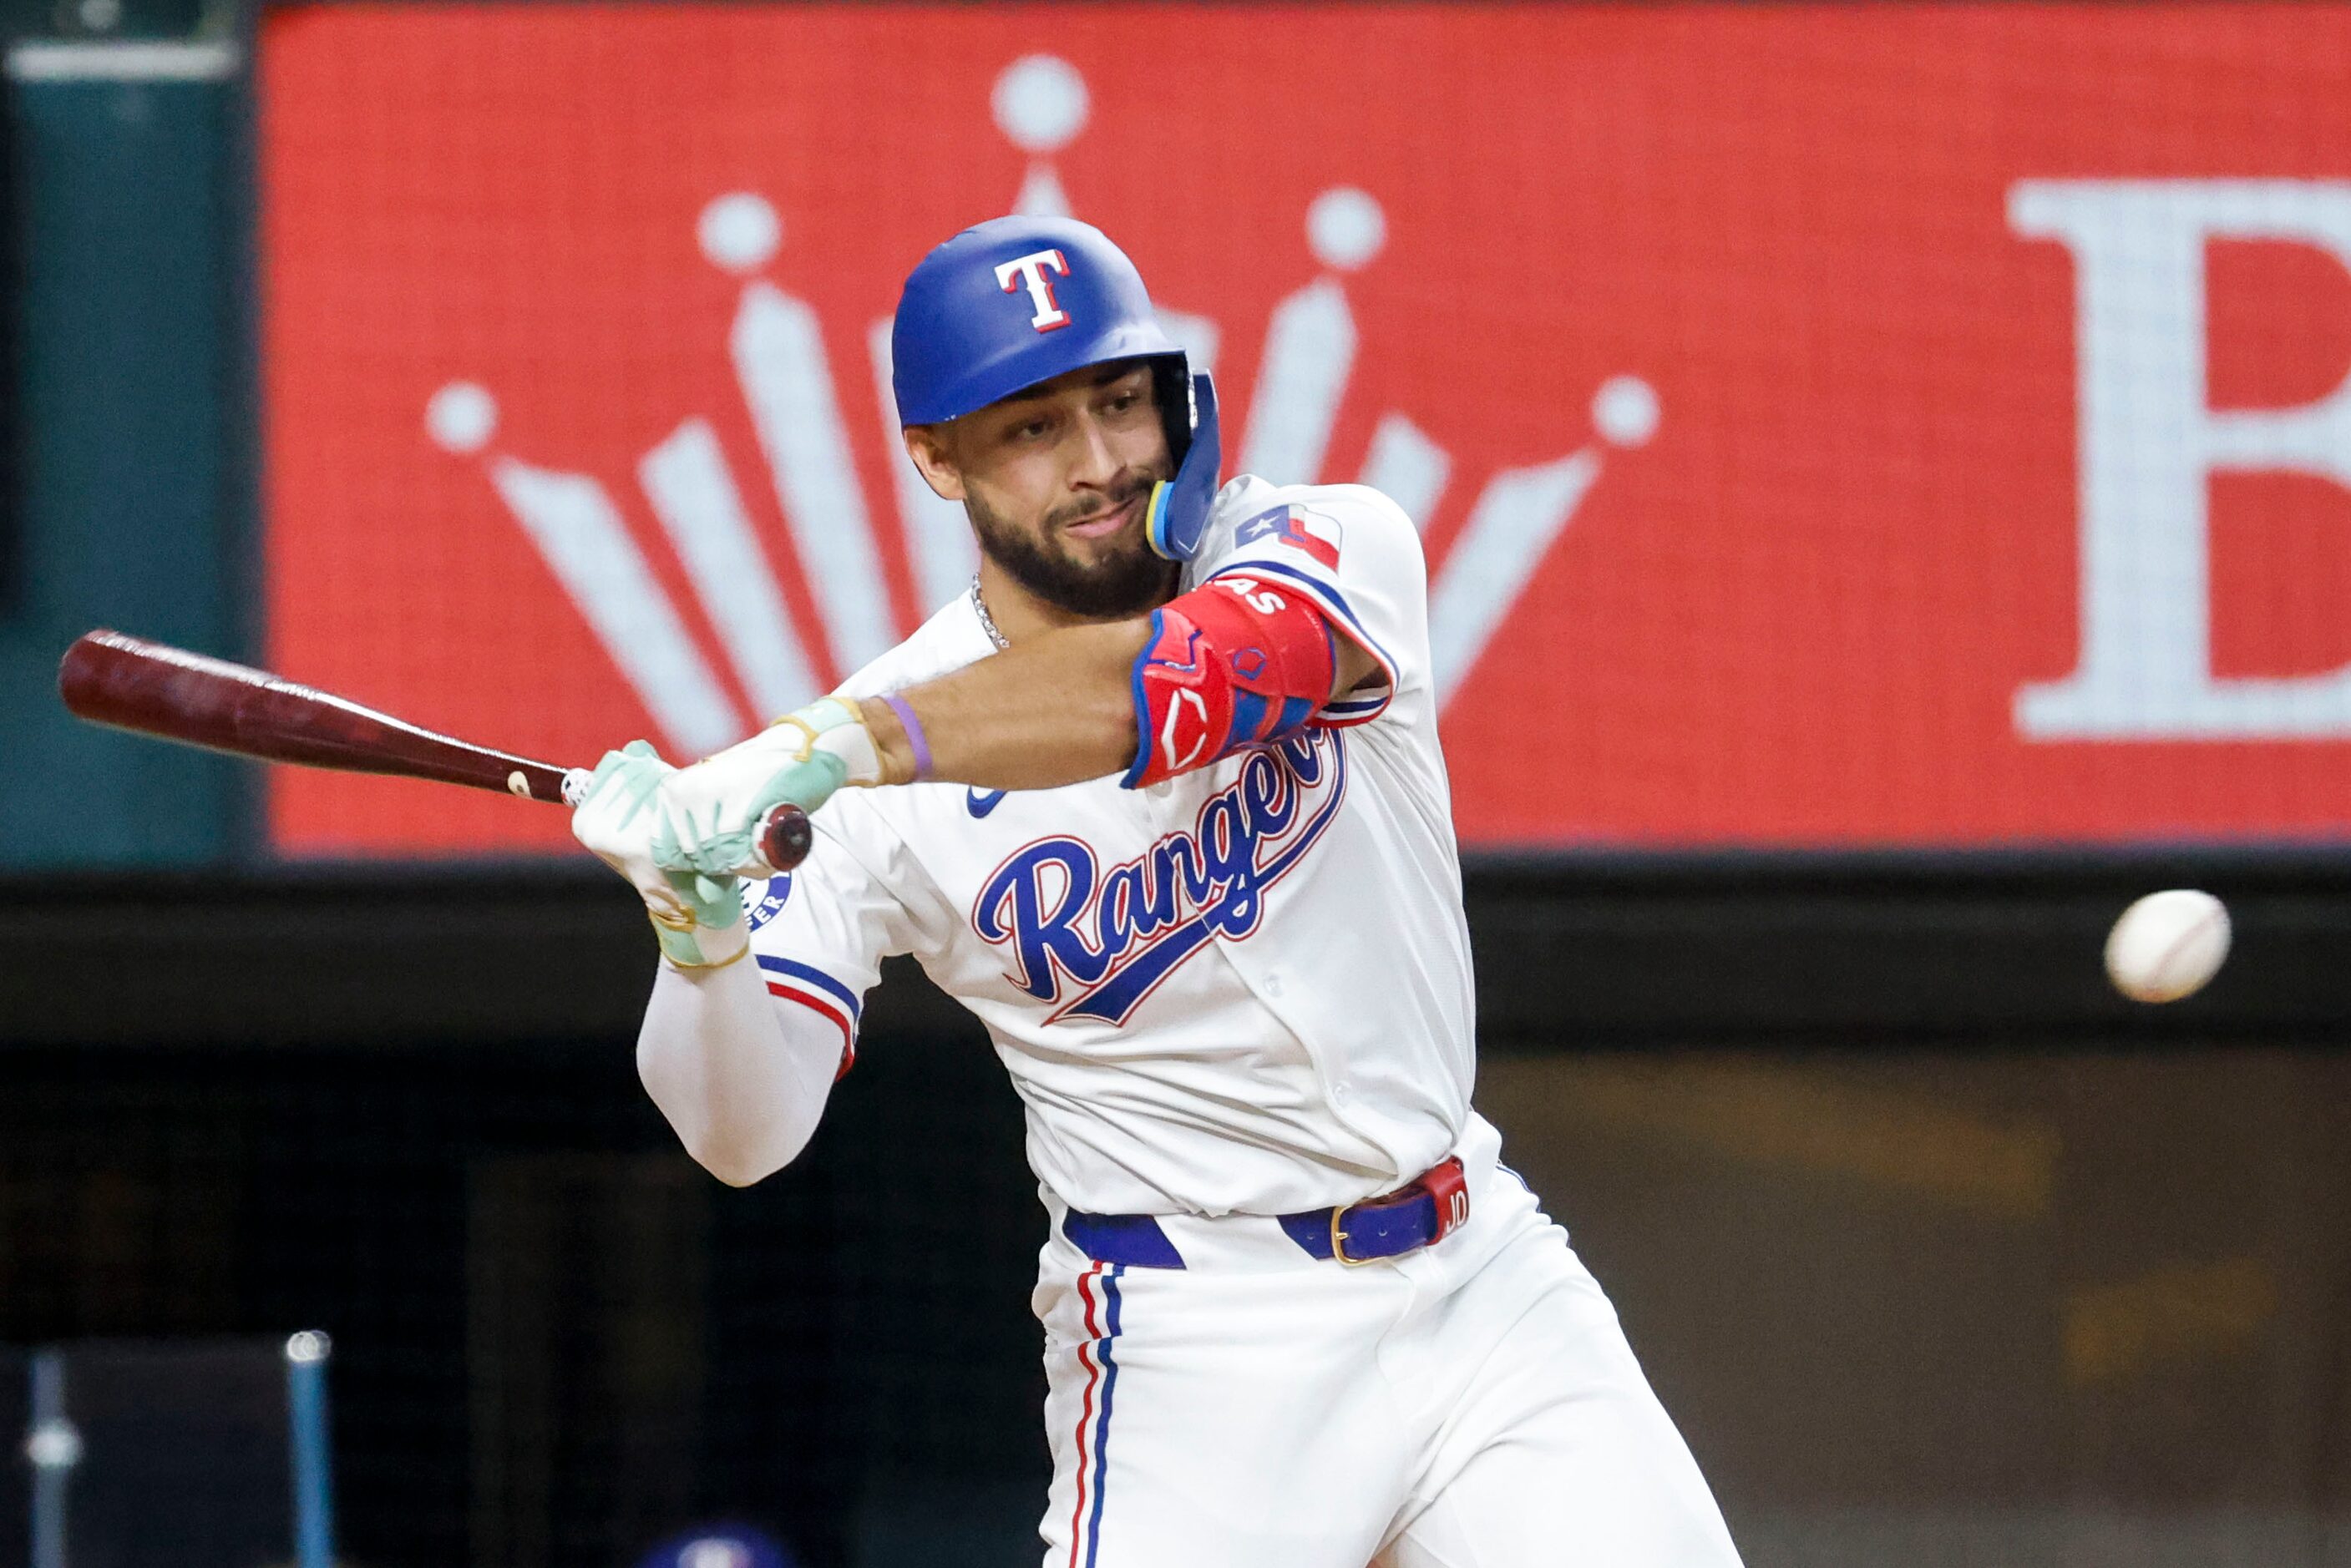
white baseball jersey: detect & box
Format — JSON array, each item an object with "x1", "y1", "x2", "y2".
[
  {"x1": 743, "y1": 472, "x2": 1477, "y2": 1217},
  {"x1": 672, "y1": 470, "x2": 1742, "y2": 1568}
]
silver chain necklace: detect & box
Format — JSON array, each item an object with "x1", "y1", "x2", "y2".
[{"x1": 969, "y1": 574, "x2": 1011, "y2": 650}]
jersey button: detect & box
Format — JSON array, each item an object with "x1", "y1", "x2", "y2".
[
  {"x1": 1330, "y1": 1081, "x2": 1352, "y2": 1102},
  {"x1": 1263, "y1": 973, "x2": 1284, "y2": 997}
]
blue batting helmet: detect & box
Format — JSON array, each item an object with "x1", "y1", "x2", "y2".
[{"x1": 891, "y1": 215, "x2": 1221, "y2": 562}]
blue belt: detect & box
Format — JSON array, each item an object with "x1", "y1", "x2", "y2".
[{"x1": 1062, "y1": 1157, "x2": 1470, "y2": 1270}]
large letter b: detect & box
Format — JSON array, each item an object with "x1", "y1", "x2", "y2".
[{"x1": 2014, "y1": 180, "x2": 2351, "y2": 738}]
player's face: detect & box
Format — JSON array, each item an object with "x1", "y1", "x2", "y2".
[{"x1": 906, "y1": 361, "x2": 1178, "y2": 619}]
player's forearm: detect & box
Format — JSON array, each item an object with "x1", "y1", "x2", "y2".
[
  {"x1": 856, "y1": 607, "x2": 1380, "y2": 793},
  {"x1": 636, "y1": 956, "x2": 839, "y2": 1186},
  {"x1": 864, "y1": 618, "x2": 1151, "y2": 790}
]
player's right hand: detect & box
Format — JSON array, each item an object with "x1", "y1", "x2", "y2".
[{"x1": 572, "y1": 740, "x2": 749, "y2": 970}]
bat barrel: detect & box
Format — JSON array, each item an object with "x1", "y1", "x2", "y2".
[
  {"x1": 58, "y1": 630, "x2": 575, "y2": 802},
  {"x1": 57, "y1": 629, "x2": 813, "y2": 871}
]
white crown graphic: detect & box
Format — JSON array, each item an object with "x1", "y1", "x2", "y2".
[{"x1": 427, "y1": 53, "x2": 1659, "y2": 757}]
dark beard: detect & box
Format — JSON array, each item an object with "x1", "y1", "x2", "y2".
[{"x1": 967, "y1": 475, "x2": 1178, "y2": 620}]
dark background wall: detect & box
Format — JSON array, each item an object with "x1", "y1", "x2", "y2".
[
  {"x1": 2, "y1": 861, "x2": 2348, "y2": 1565},
  {"x1": 0, "y1": 28, "x2": 245, "y2": 868}
]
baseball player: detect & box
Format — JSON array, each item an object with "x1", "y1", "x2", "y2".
[{"x1": 574, "y1": 216, "x2": 1742, "y2": 1568}]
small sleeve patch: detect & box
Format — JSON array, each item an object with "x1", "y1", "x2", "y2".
[
  {"x1": 744, "y1": 873, "x2": 795, "y2": 933},
  {"x1": 1234, "y1": 503, "x2": 1343, "y2": 570}
]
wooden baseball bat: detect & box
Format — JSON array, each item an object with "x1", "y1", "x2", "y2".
[{"x1": 55, "y1": 630, "x2": 813, "y2": 873}]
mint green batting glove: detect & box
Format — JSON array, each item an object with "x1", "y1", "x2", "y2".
[
  {"x1": 572, "y1": 740, "x2": 748, "y2": 969},
  {"x1": 656, "y1": 864, "x2": 746, "y2": 958},
  {"x1": 651, "y1": 696, "x2": 882, "y2": 880}
]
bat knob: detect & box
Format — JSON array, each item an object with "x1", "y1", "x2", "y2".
[{"x1": 757, "y1": 803, "x2": 813, "y2": 874}]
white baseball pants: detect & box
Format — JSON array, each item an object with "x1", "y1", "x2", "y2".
[{"x1": 1031, "y1": 1117, "x2": 1744, "y2": 1568}]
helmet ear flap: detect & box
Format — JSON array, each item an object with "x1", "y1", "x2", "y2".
[
  {"x1": 1152, "y1": 357, "x2": 1194, "y2": 468},
  {"x1": 1145, "y1": 372, "x2": 1221, "y2": 562}
]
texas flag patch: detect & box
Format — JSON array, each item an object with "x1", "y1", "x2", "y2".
[{"x1": 1234, "y1": 504, "x2": 1342, "y2": 570}]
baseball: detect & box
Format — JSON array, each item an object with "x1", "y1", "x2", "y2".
[{"x1": 2105, "y1": 889, "x2": 2231, "y2": 1004}]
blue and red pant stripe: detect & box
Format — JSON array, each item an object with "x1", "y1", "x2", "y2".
[{"x1": 1067, "y1": 1261, "x2": 1126, "y2": 1568}]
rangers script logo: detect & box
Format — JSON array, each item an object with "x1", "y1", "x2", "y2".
[{"x1": 971, "y1": 731, "x2": 1346, "y2": 1026}]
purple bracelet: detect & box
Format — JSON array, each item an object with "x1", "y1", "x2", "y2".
[{"x1": 880, "y1": 692, "x2": 934, "y2": 781}]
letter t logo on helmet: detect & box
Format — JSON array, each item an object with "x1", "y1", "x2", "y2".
[
  {"x1": 891, "y1": 215, "x2": 1222, "y2": 562},
  {"x1": 994, "y1": 248, "x2": 1072, "y2": 331}
]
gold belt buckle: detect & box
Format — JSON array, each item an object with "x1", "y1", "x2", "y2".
[{"x1": 1330, "y1": 1204, "x2": 1375, "y2": 1267}]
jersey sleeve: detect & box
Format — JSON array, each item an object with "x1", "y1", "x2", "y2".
[
  {"x1": 1191, "y1": 483, "x2": 1431, "y2": 727},
  {"x1": 740, "y1": 797, "x2": 920, "y2": 1079}
]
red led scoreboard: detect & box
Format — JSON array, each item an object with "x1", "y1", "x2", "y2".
[{"x1": 261, "y1": 4, "x2": 2351, "y2": 855}]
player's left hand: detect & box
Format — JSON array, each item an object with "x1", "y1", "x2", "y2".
[
  {"x1": 573, "y1": 740, "x2": 749, "y2": 969},
  {"x1": 651, "y1": 696, "x2": 883, "y2": 879}
]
